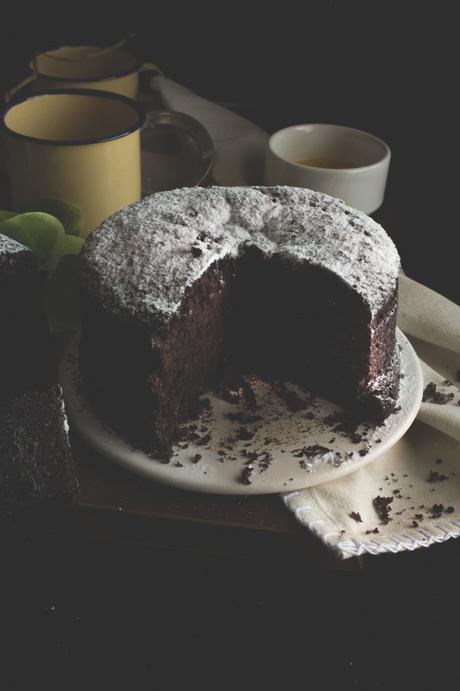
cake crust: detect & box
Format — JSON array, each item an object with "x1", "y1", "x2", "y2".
[
  {"x1": 80, "y1": 186, "x2": 399, "y2": 325},
  {"x1": 79, "y1": 186, "x2": 400, "y2": 454}
]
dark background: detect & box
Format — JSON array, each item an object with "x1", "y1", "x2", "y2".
[{"x1": 1, "y1": 3, "x2": 460, "y2": 689}]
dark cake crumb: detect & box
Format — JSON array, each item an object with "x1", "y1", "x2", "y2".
[
  {"x1": 349, "y1": 511, "x2": 362, "y2": 523},
  {"x1": 236, "y1": 427, "x2": 254, "y2": 441},
  {"x1": 422, "y1": 382, "x2": 436, "y2": 401},
  {"x1": 192, "y1": 454, "x2": 202, "y2": 463},
  {"x1": 423, "y1": 382, "x2": 455, "y2": 404},
  {"x1": 241, "y1": 449, "x2": 258, "y2": 461},
  {"x1": 365, "y1": 527, "x2": 380, "y2": 535},
  {"x1": 240, "y1": 464, "x2": 254, "y2": 485},
  {"x1": 196, "y1": 433, "x2": 211, "y2": 446},
  {"x1": 217, "y1": 375, "x2": 257, "y2": 410},
  {"x1": 372, "y1": 496, "x2": 394, "y2": 524},
  {"x1": 190, "y1": 246, "x2": 203, "y2": 258},
  {"x1": 430, "y1": 504, "x2": 444, "y2": 519},
  {"x1": 427, "y1": 470, "x2": 449, "y2": 482},
  {"x1": 293, "y1": 444, "x2": 332, "y2": 459}
]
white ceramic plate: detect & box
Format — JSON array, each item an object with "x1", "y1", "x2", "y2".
[{"x1": 60, "y1": 329, "x2": 423, "y2": 495}]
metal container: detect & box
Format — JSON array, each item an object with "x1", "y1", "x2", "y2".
[{"x1": 141, "y1": 110, "x2": 214, "y2": 196}]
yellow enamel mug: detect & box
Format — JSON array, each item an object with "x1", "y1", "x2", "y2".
[
  {"x1": 5, "y1": 42, "x2": 162, "y2": 102},
  {"x1": 31, "y1": 45, "x2": 144, "y2": 99},
  {"x1": 1, "y1": 89, "x2": 144, "y2": 237}
]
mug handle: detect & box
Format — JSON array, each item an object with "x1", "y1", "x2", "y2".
[
  {"x1": 3, "y1": 51, "x2": 40, "y2": 104},
  {"x1": 3, "y1": 73, "x2": 36, "y2": 104},
  {"x1": 140, "y1": 62, "x2": 164, "y2": 78},
  {"x1": 139, "y1": 62, "x2": 164, "y2": 93}
]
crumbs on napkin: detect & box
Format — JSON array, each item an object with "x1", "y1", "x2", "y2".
[
  {"x1": 427, "y1": 469, "x2": 449, "y2": 482},
  {"x1": 372, "y1": 495, "x2": 394, "y2": 524},
  {"x1": 422, "y1": 382, "x2": 455, "y2": 404}
]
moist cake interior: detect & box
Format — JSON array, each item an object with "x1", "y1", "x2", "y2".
[{"x1": 80, "y1": 246, "x2": 398, "y2": 455}]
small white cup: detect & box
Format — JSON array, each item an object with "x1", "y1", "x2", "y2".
[{"x1": 264, "y1": 123, "x2": 391, "y2": 214}]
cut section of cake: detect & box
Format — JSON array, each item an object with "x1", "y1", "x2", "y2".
[
  {"x1": 79, "y1": 186, "x2": 400, "y2": 455},
  {"x1": 0, "y1": 233, "x2": 51, "y2": 395},
  {"x1": 0, "y1": 386, "x2": 78, "y2": 519}
]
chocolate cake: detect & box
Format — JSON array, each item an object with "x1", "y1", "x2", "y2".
[
  {"x1": 79, "y1": 186, "x2": 400, "y2": 455},
  {"x1": 0, "y1": 233, "x2": 50, "y2": 395},
  {"x1": 0, "y1": 386, "x2": 78, "y2": 518}
]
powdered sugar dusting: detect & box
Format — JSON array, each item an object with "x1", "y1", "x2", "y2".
[
  {"x1": 0, "y1": 233, "x2": 31, "y2": 258},
  {"x1": 81, "y1": 186, "x2": 400, "y2": 324}
]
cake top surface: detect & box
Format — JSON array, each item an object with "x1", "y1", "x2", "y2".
[{"x1": 80, "y1": 186, "x2": 400, "y2": 324}]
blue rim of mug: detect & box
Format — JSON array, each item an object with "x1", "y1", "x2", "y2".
[
  {"x1": 31, "y1": 46, "x2": 143, "y2": 83},
  {"x1": 0, "y1": 89, "x2": 146, "y2": 146}
]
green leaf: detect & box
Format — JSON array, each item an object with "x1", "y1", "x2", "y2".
[
  {"x1": 0, "y1": 211, "x2": 18, "y2": 222},
  {"x1": 16, "y1": 198, "x2": 83, "y2": 237},
  {"x1": 0, "y1": 212, "x2": 65, "y2": 266},
  {"x1": 56, "y1": 233, "x2": 84, "y2": 256},
  {"x1": 43, "y1": 233, "x2": 84, "y2": 272},
  {"x1": 42, "y1": 254, "x2": 81, "y2": 333}
]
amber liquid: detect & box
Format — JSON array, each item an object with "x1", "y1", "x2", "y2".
[{"x1": 295, "y1": 157, "x2": 360, "y2": 169}]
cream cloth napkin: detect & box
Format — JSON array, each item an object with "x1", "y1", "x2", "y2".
[{"x1": 158, "y1": 77, "x2": 460, "y2": 558}]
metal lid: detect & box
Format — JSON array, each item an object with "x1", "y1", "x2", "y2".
[{"x1": 141, "y1": 110, "x2": 214, "y2": 195}]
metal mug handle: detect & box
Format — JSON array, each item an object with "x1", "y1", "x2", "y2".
[{"x1": 3, "y1": 72, "x2": 36, "y2": 104}]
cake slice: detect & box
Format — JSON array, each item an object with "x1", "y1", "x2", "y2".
[
  {"x1": 0, "y1": 233, "x2": 51, "y2": 395},
  {"x1": 0, "y1": 386, "x2": 78, "y2": 519}
]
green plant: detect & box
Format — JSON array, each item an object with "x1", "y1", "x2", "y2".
[{"x1": 0, "y1": 201, "x2": 84, "y2": 332}]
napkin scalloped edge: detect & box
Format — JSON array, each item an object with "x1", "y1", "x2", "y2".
[{"x1": 282, "y1": 492, "x2": 460, "y2": 559}]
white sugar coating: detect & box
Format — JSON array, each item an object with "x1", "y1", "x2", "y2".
[
  {"x1": 57, "y1": 386, "x2": 70, "y2": 436},
  {"x1": 80, "y1": 186, "x2": 400, "y2": 324},
  {"x1": 0, "y1": 233, "x2": 30, "y2": 257}
]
